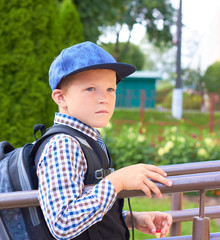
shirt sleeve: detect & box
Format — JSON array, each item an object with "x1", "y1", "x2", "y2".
[
  {"x1": 37, "y1": 134, "x2": 117, "y2": 240},
  {"x1": 122, "y1": 210, "x2": 128, "y2": 219}
]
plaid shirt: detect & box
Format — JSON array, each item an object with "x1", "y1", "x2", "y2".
[{"x1": 37, "y1": 113, "x2": 118, "y2": 239}]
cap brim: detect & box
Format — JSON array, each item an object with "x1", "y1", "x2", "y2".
[{"x1": 62, "y1": 63, "x2": 136, "y2": 84}]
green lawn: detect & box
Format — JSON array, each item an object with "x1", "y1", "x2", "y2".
[
  {"x1": 113, "y1": 109, "x2": 220, "y2": 124},
  {"x1": 123, "y1": 195, "x2": 220, "y2": 240},
  {"x1": 112, "y1": 109, "x2": 220, "y2": 138}
]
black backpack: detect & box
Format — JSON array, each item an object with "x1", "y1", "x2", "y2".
[{"x1": 0, "y1": 124, "x2": 113, "y2": 240}]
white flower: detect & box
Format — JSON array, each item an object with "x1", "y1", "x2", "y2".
[
  {"x1": 137, "y1": 135, "x2": 145, "y2": 143},
  {"x1": 197, "y1": 148, "x2": 208, "y2": 157},
  {"x1": 165, "y1": 141, "x2": 174, "y2": 150},
  {"x1": 204, "y1": 137, "x2": 213, "y2": 147},
  {"x1": 162, "y1": 141, "x2": 174, "y2": 154},
  {"x1": 158, "y1": 147, "x2": 165, "y2": 156},
  {"x1": 177, "y1": 136, "x2": 185, "y2": 143},
  {"x1": 171, "y1": 126, "x2": 178, "y2": 133}
]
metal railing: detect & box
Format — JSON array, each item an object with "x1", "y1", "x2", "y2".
[{"x1": 1, "y1": 160, "x2": 220, "y2": 240}]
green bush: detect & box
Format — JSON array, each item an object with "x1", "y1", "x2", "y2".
[
  {"x1": 204, "y1": 61, "x2": 220, "y2": 94},
  {"x1": 161, "y1": 91, "x2": 202, "y2": 110},
  {"x1": 100, "y1": 123, "x2": 220, "y2": 169},
  {"x1": 100, "y1": 123, "x2": 155, "y2": 169},
  {"x1": 0, "y1": 0, "x2": 83, "y2": 147},
  {"x1": 156, "y1": 86, "x2": 173, "y2": 104},
  {"x1": 153, "y1": 126, "x2": 220, "y2": 165},
  {"x1": 60, "y1": 0, "x2": 83, "y2": 46}
]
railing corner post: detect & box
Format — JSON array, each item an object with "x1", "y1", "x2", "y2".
[
  {"x1": 192, "y1": 190, "x2": 210, "y2": 240},
  {"x1": 192, "y1": 216, "x2": 210, "y2": 240}
]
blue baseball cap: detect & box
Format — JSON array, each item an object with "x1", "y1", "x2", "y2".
[{"x1": 49, "y1": 41, "x2": 136, "y2": 91}]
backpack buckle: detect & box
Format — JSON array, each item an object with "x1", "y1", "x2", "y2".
[
  {"x1": 95, "y1": 168, "x2": 115, "y2": 180},
  {"x1": 95, "y1": 168, "x2": 104, "y2": 180}
]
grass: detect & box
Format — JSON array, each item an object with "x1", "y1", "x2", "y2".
[
  {"x1": 112, "y1": 109, "x2": 220, "y2": 138},
  {"x1": 123, "y1": 195, "x2": 220, "y2": 240},
  {"x1": 112, "y1": 108, "x2": 220, "y2": 124}
]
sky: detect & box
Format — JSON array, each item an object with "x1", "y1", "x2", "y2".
[
  {"x1": 128, "y1": 0, "x2": 220, "y2": 43},
  {"x1": 129, "y1": 0, "x2": 220, "y2": 68},
  {"x1": 99, "y1": 0, "x2": 220, "y2": 70}
]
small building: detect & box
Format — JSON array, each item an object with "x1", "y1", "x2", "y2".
[{"x1": 116, "y1": 71, "x2": 161, "y2": 108}]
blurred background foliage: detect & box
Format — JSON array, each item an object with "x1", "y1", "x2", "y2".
[
  {"x1": 0, "y1": 0, "x2": 219, "y2": 148},
  {"x1": 73, "y1": 0, "x2": 175, "y2": 49},
  {"x1": 0, "y1": 0, "x2": 83, "y2": 146},
  {"x1": 203, "y1": 61, "x2": 220, "y2": 94},
  {"x1": 101, "y1": 42, "x2": 145, "y2": 70},
  {"x1": 0, "y1": 0, "x2": 176, "y2": 146},
  {"x1": 101, "y1": 118, "x2": 220, "y2": 170}
]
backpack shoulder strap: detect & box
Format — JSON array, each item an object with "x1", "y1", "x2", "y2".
[
  {"x1": 33, "y1": 124, "x2": 109, "y2": 240},
  {"x1": 32, "y1": 124, "x2": 108, "y2": 184}
]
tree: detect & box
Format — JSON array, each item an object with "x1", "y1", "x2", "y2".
[
  {"x1": 60, "y1": 0, "x2": 84, "y2": 46},
  {"x1": 101, "y1": 42, "x2": 145, "y2": 70},
  {"x1": 203, "y1": 61, "x2": 220, "y2": 94},
  {"x1": 73, "y1": 0, "x2": 126, "y2": 43},
  {"x1": 0, "y1": 0, "x2": 83, "y2": 146},
  {"x1": 73, "y1": 0, "x2": 175, "y2": 60}
]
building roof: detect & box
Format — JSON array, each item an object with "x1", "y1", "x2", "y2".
[{"x1": 126, "y1": 70, "x2": 161, "y2": 79}]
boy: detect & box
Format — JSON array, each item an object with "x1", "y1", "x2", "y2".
[{"x1": 37, "y1": 41, "x2": 172, "y2": 240}]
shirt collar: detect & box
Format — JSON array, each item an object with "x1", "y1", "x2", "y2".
[{"x1": 54, "y1": 112, "x2": 97, "y2": 141}]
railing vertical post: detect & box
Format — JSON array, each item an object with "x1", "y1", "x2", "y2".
[
  {"x1": 139, "y1": 90, "x2": 145, "y2": 133},
  {"x1": 170, "y1": 192, "x2": 183, "y2": 236},
  {"x1": 209, "y1": 93, "x2": 215, "y2": 133},
  {"x1": 192, "y1": 190, "x2": 210, "y2": 240}
]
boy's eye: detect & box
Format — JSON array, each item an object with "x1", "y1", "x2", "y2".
[
  {"x1": 87, "y1": 87, "x2": 95, "y2": 91},
  {"x1": 107, "y1": 88, "x2": 115, "y2": 92}
]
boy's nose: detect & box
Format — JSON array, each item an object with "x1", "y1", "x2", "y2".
[{"x1": 98, "y1": 91, "x2": 108, "y2": 104}]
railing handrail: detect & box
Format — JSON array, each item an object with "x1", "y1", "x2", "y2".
[
  {"x1": 159, "y1": 159, "x2": 220, "y2": 176},
  {"x1": 166, "y1": 206, "x2": 220, "y2": 222},
  {"x1": 1, "y1": 160, "x2": 220, "y2": 240},
  {"x1": 148, "y1": 233, "x2": 220, "y2": 240},
  {"x1": 1, "y1": 170, "x2": 220, "y2": 210}
]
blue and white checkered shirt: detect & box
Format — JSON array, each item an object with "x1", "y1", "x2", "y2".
[{"x1": 37, "y1": 113, "x2": 118, "y2": 239}]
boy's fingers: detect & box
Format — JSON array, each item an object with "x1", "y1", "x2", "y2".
[
  {"x1": 167, "y1": 214, "x2": 173, "y2": 225},
  {"x1": 161, "y1": 225, "x2": 170, "y2": 237},
  {"x1": 143, "y1": 179, "x2": 162, "y2": 198},
  {"x1": 161, "y1": 215, "x2": 172, "y2": 237},
  {"x1": 141, "y1": 184, "x2": 152, "y2": 198},
  {"x1": 146, "y1": 171, "x2": 172, "y2": 187},
  {"x1": 143, "y1": 164, "x2": 167, "y2": 177}
]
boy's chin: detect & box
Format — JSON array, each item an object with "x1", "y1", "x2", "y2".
[{"x1": 92, "y1": 121, "x2": 109, "y2": 129}]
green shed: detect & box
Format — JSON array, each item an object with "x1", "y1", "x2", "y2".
[{"x1": 116, "y1": 71, "x2": 160, "y2": 108}]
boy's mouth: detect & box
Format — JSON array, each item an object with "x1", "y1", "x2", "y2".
[{"x1": 96, "y1": 110, "x2": 108, "y2": 114}]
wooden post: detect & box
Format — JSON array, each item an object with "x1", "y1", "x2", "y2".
[
  {"x1": 209, "y1": 93, "x2": 215, "y2": 133},
  {"x1": 170, "y1": 193, "x2": 183, "y2": 236},
  {"x1": 139, "y1": 90, "x2": 145, "y2": 133}
]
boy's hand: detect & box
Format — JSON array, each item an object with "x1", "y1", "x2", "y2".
[
  {"x1": 127, "y1": 211, "x2": 173, "y2": 238},
  {"x1": 105, "y1": 164, "x2": 172, "y2": 198}
]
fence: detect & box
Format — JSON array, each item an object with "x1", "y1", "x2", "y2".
[
  {"x1": 116, "y1": 89, "x2": 220, "y2": 135},
  {"x1": 1, "y1": 160, "x2": 220, "y2": 239},
  {"x1": 116, "y1": 89, "x2": 220, "y2": 112}
]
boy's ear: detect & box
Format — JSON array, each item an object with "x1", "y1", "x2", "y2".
[{"x1": 52, "y1": 89, "x2": 67, "y2": 108}]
